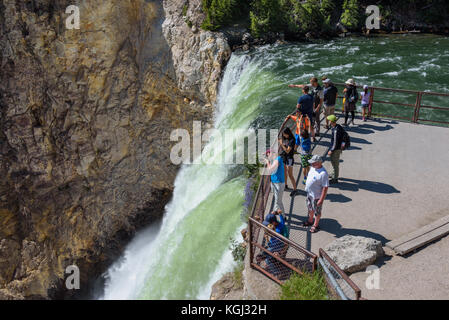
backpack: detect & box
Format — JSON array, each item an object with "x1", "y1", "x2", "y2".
[
  {"x1": 342, "y1": 128, "x2": 351, "y2": 150},
  {"x1": 312, "y1": 85, "x2": 323, "y2": 108},
  {"x1": 282, "y1": 225, "x2": 290, "y2": 239}
]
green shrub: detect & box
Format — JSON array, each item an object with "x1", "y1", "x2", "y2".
[
  {"x1": 201, "y1": 0, "x2": 248, "y2": 31},
  {"x1": 340, "y1": 0, "x2": 361, "y2": 30},
  {"x1": 230, "y1": 238, "x2": 246, "y2": 263},
  {"x1": 250, "y1": 0, "x2": 287, "y2": 37},
  {"x1": 297, "y1": 0, "x2": 325, "y2": 33},
  {"x1": 182, "y1": 1, "x2": 189, "y2": 16},
  {"x1": 280, "y1": 270, "x2": 329, "y2": 300}
]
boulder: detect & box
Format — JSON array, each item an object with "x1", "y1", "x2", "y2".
[{"x1": 324, "y1": 235, "x2": 384, "y2": 273}]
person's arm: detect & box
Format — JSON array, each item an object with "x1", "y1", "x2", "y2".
[
  {"x1": 315, "y1": 97, "x2": 324, "y2": 113},
  {"x1": 278, "y1": 138, "x2": 287, "y2": 152},
  {"x1": 317, "y1": 186, "x2": 328, "y2": 206},
  {"x1": 279, "y1": 139, "x2": 292, "y2": 154},
  {"x1": 328, "y1": 127, "x2": 337, "y2": 155},
  {"x1": 288, "y1": 84, "x2": 305, "y2": 88},
  {"x1": 264, "y1": 158, "x2": 279, "y2": 175}
]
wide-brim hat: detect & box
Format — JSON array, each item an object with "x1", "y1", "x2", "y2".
[{"x1": 345, "y1": 78, "x2": 355, "y2": 85}]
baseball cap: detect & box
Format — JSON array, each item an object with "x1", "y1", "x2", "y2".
[
  {"x1": 262, "y1": 213, "x2": 278, "y2": 226},
  {"x1": 308, "y1": 155, "x2": 323, "y2": 164},
  {"x1": 327, "y1": 114, "x2": 337, "y2": 122},
  {"x1": 363, "y1": 85, "x2": 369, "y2": 90},
  {"x1": 323, "y1": 78, "x2": 332, "y2": 84}
]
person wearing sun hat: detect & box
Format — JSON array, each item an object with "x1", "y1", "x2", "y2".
[
  {"x1": 302, "y1": 155, "x2": 329, "y2": 233},
  {"x1": 343, "y1": 78, "x2": 358, "y2": 126}
]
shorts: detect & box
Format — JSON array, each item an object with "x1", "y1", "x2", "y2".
[
  {"x1": 361, "y1": 103, "x2": 369, "y2": 109},
  {"x1": 324, "y1": 105, "x2": 335, "y2": 117},
  {"x1": 284, "y1": 157, "x2": 294, "y2": 167},
  {"x1": 294, "y1": 134, "x2": 301, "y2": 146},
  {"x1": 306, "y1": 195, "x2": 322, "y2": 217},
  {"x1": 307, "y1": 114, "x2": 315, "y2": 126},
  {"x1": 300, "y1": 153, "x2": 312, "y2": 168}
]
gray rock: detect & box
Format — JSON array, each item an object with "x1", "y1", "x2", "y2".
[{"x1": 324, "y1": 235, "x2": 384, "y2": 273}]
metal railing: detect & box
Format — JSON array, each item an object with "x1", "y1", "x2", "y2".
[
  {"x1": 247, "y1": 118, "x2": 318, "y2": 284},
  {"x1": 333, "y1": 82, "x2": 449, "y2": 126},
  {"x1": 249, "y1": 217, "x2": 317, "y2": 285},
  {"x1": 318, "y1": 249, "x2": 362, "y2": 300}
]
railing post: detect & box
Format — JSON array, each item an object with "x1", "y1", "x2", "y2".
[
  {"x1": 413, "y1": 92, "x2": 423, "y2": 123},
  {"x1": 248, "y1": 219, "x2": 254, "y2": 267},
  {"x1": 368, "y1": 88, "x2": 375, "y2": 118}
]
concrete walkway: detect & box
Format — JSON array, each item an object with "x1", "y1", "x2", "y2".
[{"x1": 264, "y1": 115, "x2": 449, "y2": 299}]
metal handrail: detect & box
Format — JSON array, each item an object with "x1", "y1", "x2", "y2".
[
  {"x1": 332, "y1": 82, "x2": 449, "y2": 125},
  {"x1": 250, "y1": 217, "x2": 317, "y2": 259},
  {"x1": 319, "y1": 248, "x2": 361, "y2": 300}
]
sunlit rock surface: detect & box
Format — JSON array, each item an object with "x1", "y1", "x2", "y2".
[{"x1": 0, "y1": 0, "x2": 230, "y2": 299}]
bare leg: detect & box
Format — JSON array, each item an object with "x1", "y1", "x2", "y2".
[
  {"x1": 307, "y1": 211, "x2": 314, "y2": 224},
  {"x1": 313, "y1": 214, "x2": 321, "y2": 228},
  {"x1": 284, "y1": 164, "x2": 288, "y2": 188},
  {"x1": 288, "y1": 166, "x2": 296, "y2": 190}
]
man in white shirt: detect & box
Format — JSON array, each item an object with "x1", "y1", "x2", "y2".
[{"x1": 302, "y1": 155, "x2": 329, "y2": 233}]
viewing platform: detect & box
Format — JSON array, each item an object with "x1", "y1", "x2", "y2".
[{"x1": 245, "y1": 85, "x2": 449, "y2": 300}]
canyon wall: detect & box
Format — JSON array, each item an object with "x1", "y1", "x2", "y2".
[{"x1": 0, "y1": 0, "x2": 230, "y2": 299}]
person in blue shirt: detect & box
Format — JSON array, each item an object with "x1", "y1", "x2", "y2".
[
  {"x1": 299, "y1": 130, "x2": 312, "y2": 185},
  {"x1": 256, "y1": 213, "x2": 288, "y2": 276},
  {"x1": 264, "y1": 149, "x2": 285, "y2": 213},
  {"x1": 289, "y1": 85, "x2": 316, "y2": 142}
]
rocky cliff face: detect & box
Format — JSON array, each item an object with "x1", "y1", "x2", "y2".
[{"x1": 0, "y1": 0, "x2": 230, "y2": 299}]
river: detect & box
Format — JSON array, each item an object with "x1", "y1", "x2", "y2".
[{"x1": 99, "y1": 34, "x2": 449, "y2": 300}]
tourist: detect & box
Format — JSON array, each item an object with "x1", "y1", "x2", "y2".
[
  {"x1": 288, "y1": 84, "x2": 316, "y2": 141},
  {"x1": 323, "y1": 78, "x2": 338, "y2": 129},
  {"x1": 361, "y1": 85, "x2": 371, "y2": 122},
  {"x1": 302, "y1": 155, "x2": 329, "y2": 233},
  {"x1": 256, "y1": 213, "x2": 288, "y2": 274},
  {"x1": 344, "y1": 78, "x2": 358, "y2": 126},
  {"x1": 299, "y1": 130, "x2": 312, "y2": 186},
  {"x1": 327, "y1": 115, "x2": 345, "y2": 184},
  {"x1": 264, "y1": 149, "x2": 285, "y2": 213},
  {"x1": 284, "y1": 108, "x2": 311, "y2": 152},
  {"x1": 279, "y1": 127, "x2": 297, "y2": 192},
  {"x1": 309, "y1": 77, "x2": 324, "y2": 137}
]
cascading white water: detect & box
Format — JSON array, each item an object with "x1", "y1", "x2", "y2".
[{"x1": 101, "y1": 53, "x2": 263, "y2": 300}]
